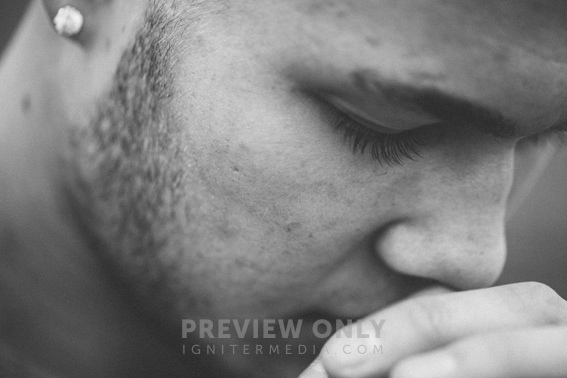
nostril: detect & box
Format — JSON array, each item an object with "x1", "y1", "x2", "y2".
[{"x1": 374, "y1": 220, "x2": 507, "y2": 291}]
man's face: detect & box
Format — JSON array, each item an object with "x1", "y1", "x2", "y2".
[{"x1": 74, "y1": 0, "x2": 567, "y2": 376}]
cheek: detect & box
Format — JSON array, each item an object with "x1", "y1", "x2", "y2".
[
  {"x1": 174, "y1": 68, "x2": 383, "y2": 241},
  {"x1": 181, "y1": 125, "x2": 347, "y2": 253},
  {"x1": 171, "y1": 146, "x2": 345, "y2": 316},
  {"x1": 170, "y1": 94, "x2": 403, "y2": 316},
  {"x1": 178, "y1": 88, "x2": 399, "y2": 249},
  {"x1": 170, "y1": 23, "x2": 396, "y2": 253}
]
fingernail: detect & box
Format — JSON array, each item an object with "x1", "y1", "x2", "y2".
[
  {"x1": 298, "y1": 359, "x2": 328, "y2": 378},
  {"x1": 392, "y1": 353, "x2": 457, "y2": 378}
]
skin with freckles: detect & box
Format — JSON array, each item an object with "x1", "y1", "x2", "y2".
[{"x1": 0, "y1": 0, "x2": 566, "y2": 377}]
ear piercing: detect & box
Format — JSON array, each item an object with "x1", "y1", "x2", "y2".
[{"x1": 53, "y1": 5, "x2": 84, "y2": 38}]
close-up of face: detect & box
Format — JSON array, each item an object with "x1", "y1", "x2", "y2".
[
  {"x1": 63, "y1": 0, "x2": 567, "y2": 376},
  {"x1": 2, "y1": 1, "x2": 567, "y2": 377}
]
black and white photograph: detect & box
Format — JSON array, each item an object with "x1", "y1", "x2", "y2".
[{"x1": 1, "y1": 1, "x2": 567, "y2": 377}]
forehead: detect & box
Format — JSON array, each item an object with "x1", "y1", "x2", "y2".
[
  {"x1": 238, "y1": 0, "x2": 567, "y2": 54},
  {"x1": 292, "y1": 1, "x2": 567, "y2": 57},
  {"x1": 194, "y1": 0, "x2": 567, "y2": 133}
]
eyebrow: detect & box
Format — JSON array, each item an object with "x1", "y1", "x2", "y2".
[{"x1": 352, "y1": 71, "x2": 521, "y2": 138}]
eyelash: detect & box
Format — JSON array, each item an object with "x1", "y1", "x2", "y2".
[
  {"x1": 331, "y1": 112, "x2": 441, "y2": 165},
  {"x1": 333, "y1": 112, "x2": 567, "y2": 164}
]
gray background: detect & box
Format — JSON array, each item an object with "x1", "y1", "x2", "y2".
[
  {"x1": 1, "y1": 1, "x2": 566, "y2": 296},
  {"x1": 0, "y1": 1, "x2": 28, "y2": 52}
]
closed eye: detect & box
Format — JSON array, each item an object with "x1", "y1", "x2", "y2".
[{"x1": 328, "y1": 105, "x2": 445, "y2": 165}]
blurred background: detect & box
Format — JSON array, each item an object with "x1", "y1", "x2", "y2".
[
  {"x1": 1, "y1": 1, "x2": 566, "y2": 296},
  {"x1": 0, "y1": 1, "x2": 27, "y2": 53}
]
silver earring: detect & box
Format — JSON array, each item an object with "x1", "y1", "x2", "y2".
[{"x1": 53, "y1": 5, "x2": 84, "y2": 38}]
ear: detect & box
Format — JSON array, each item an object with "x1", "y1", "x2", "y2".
[{"x1": 41, "y1": 0, "x2": 111, "y2": 45}]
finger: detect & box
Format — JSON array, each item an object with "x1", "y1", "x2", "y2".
[
  {"x1": 320, "y1": 282, "x2": 567, "y2": 378},
  {"x1": 299, "y1": 358, "x2": 329, "y2": 378},
  {"x1": 391, "y1": 326, "x2": 567, "y2": 378},
  {"x1": 299, "y1": 286, "x2": 451, "y2": 378}
]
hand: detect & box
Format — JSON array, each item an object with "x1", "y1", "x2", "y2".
[{"x1": 299, "y1": 282, "x2": 567, "y2": 378}]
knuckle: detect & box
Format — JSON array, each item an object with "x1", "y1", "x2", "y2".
[
  {"x1": 509, "y1": 282, "x2": 567, "y2": 324},
  {"x1": 448, "y1": 332, "x2": 504, "y2": 366},
  {"x1": 521, "y1": 281, "x2": 557, "y2": 298}
]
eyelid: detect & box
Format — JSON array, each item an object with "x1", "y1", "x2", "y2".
[
  {"x1": 322, "y1": 92, "x2": 442, "y2": 134},
  {"x1": 325, "y1": 95, "x2": 399, "y2": 134},
  {"x1": 322, "y1": 94, "x2": 445, "y2": 166}
]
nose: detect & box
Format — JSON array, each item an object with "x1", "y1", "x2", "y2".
[
  {"x1": 376, "y1": 217, "x2": 507, "y2": 290},
  {"x1": 374, "y1": 139, "x2": 515, "y2": 290}
]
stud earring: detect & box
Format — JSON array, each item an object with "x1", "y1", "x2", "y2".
[{"x1": 53, "y1": 5, "x2": 84, "y2": 38}]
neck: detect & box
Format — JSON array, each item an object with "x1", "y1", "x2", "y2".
[{"x1": 0, "y1": 3, "x2": 195, "y2": 376}]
